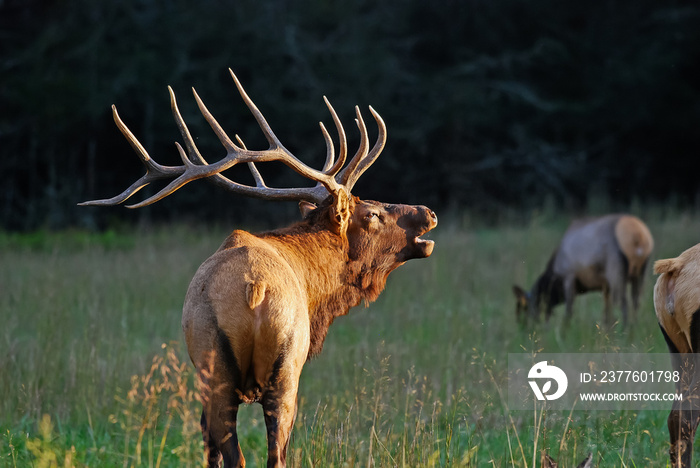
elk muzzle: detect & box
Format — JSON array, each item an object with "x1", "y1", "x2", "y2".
[{"x1": 399, "y1": 205, "x2": 437, "y2": 260}]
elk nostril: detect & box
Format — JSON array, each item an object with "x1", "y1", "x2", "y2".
[{"x1": 429, "y1": 210, "x2": 437, "y2": 223}]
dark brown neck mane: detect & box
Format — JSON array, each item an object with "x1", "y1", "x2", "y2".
[{"x1": 531, "y1": 252, "x2": 565, "y2": 311}]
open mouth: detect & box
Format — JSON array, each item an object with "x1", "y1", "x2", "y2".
[
  {"x1": 412, "y1": 216, "x2": 438, "y2": 255},
  {"x1": 414, "y1": 234, "x2": 435, "y2": 249}
]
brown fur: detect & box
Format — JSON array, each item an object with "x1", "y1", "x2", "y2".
[
  {"x1": 514, "y1": 214, "x2": 654, "y2": 327},
  {"x1": 183, "y1": 195, "x2": 437, "y2": 467},
  {"x1": 78, "y1": 71, "x2": 434, "y2": 467},
  {"x1": 654, "y1": 243, "x2": 700, "y2": 468}
]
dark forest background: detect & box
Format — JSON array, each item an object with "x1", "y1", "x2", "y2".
[{"x1": 2, "y1": 0, "x2": 699, "y2": 230}]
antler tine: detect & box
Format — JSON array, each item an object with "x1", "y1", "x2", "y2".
[
  {"x1": 190, "y1": 91, "x2": 265, "y2": 191},
  {"x1": 319, "y1": 121, "x2": 335, "y2": 174},
  {"x1": 78, "y1": 105, "x2": 185, "y2": 206},
  {"x1": 337, "y1": 106, "x2": 370, "y2": 187},
  {"x1": 322, "y1": 96, "x2": 347, "y2": 176},
  {"x1": 235, "y1": 135, "x2": 267, "y2": 188},
  {"x1": 342, "y1": 106, "x2": 387, "y2": 191},
  {"x1": 228, "y1": 69, "x2": 284, "y2": 151}
]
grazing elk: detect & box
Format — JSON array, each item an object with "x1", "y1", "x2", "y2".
[
  {"x1": 654, "y1": 243, "x2": 700, "y2": 468},
  {"x1": 80, "y1": 69, "x2": 437, "y2": 467},
  {"x1": 513, "y1": 214, "x2": 653, "y2": 327}
]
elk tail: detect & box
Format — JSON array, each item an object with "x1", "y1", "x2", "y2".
[
  {"x1": 246, "y1": 281, "x2": 266, "y2": 310},
  {"x1": 654, "y1": 257, "x2": 683, "y2": 275}
]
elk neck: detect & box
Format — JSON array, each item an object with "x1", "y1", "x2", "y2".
[
  {"x1": 259, "y1": 222, "x2": 368, "y2": 359},
  {"x1": 531, "y1": 253, "x2": 565, "y2": 309}
]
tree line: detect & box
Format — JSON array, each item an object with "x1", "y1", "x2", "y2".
[{"x1": 2, "y1": 0, "x2": 699, "y2": 230}]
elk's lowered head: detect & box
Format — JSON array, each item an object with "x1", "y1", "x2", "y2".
[{"x1": 513, "y1": 284, "x2": 537, "y2": 322}]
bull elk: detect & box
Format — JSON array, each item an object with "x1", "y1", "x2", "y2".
[
  {"x1": 80, "y1": 69, "x2": 437, "y2": 467},
  {"x1": 513, "y1": 214, "x2": 653, "y2": 327},
  {"x1": 654, "y1": 243, "x2": 700, "y2": 468}
]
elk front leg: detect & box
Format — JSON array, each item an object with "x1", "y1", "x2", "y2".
[
  {"x1": 601, "y1": 283, "x2": 614, "y2": 327},
  {"x1": 563, "y1": 276, "x2": 576, "y2": 326}
]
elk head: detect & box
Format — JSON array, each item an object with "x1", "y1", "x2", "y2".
[
  {"x1": 513, "y1": 284, "x2": 546, "y2": 323},
  {"x1": 513, "y1": 285, "x2": 532, "y2": 321}
]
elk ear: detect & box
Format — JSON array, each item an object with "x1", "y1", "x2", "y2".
[
  {"x1": 329, "y1": 189, "x2": 352, "y2": 235},
  {"x1": 513, "y1": 285, "x2": 528, "y2": 304},
  {"x1": 299, "y1": 201, "x2": 317, "y2": 218}
]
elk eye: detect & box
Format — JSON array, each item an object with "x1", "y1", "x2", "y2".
[{"x1": 365, "y1": 212, "x2": 380, "y2": 223}]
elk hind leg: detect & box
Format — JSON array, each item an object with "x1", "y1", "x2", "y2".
[
  {"x1": 201, "y1": 411, "x2": 221, "y2": 466},
  {"x1": 630, "y1": 259, "x2": 648, "y2": 321},
  {"x1": 201, "y1": 385, "x2": 245, "y2": 468},
  {"x1": 616, "y1": 284, "x2": 629, "y2": 328},
  {"x1": 668, "y1": 353, "x2": 700, "y2": 468},
  {"x1": 668, "y1": 393, "x2": 700, "y2": 467},
  {"x1": 630, "y1": 275, "x2": 641, "y2": 316},
  {"x1": 198, "y1": 342, "x2": 246, "y2": 468},
  {"x1": 261, "y1": 360, "x2": 302, "y2": 468},
  {"x1": 262, "y1": 393, "x2": 298, "y2": 468}
]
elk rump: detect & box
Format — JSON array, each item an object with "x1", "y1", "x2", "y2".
[{"x1": 654, "y1": 243, "x2": 700, "y2": 468}]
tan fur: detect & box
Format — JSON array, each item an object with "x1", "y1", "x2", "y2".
[
  {"x1": 653, "y1": 243, "x2": 700, "y2": 467},
  {"x1": 245, "y1": 281, "x2": 267, "y2": 310},
  {"x1": 615, "y1": 215, "x2": 654, "y2": 276},
  {"x1": 654, "y1": 245, "x2": 700, "y2": 353},
  {"x1": 182, "y1": 197, "x2": 437, "y2": 467}
]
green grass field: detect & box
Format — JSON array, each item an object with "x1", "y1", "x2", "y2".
[{"x1": 2, "y1": 208, "x2": 699, "y2": 467}]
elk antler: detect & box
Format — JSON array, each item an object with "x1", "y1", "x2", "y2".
[{"x1": 79, "y1": 69, "x2": 386, "y2": 208}]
